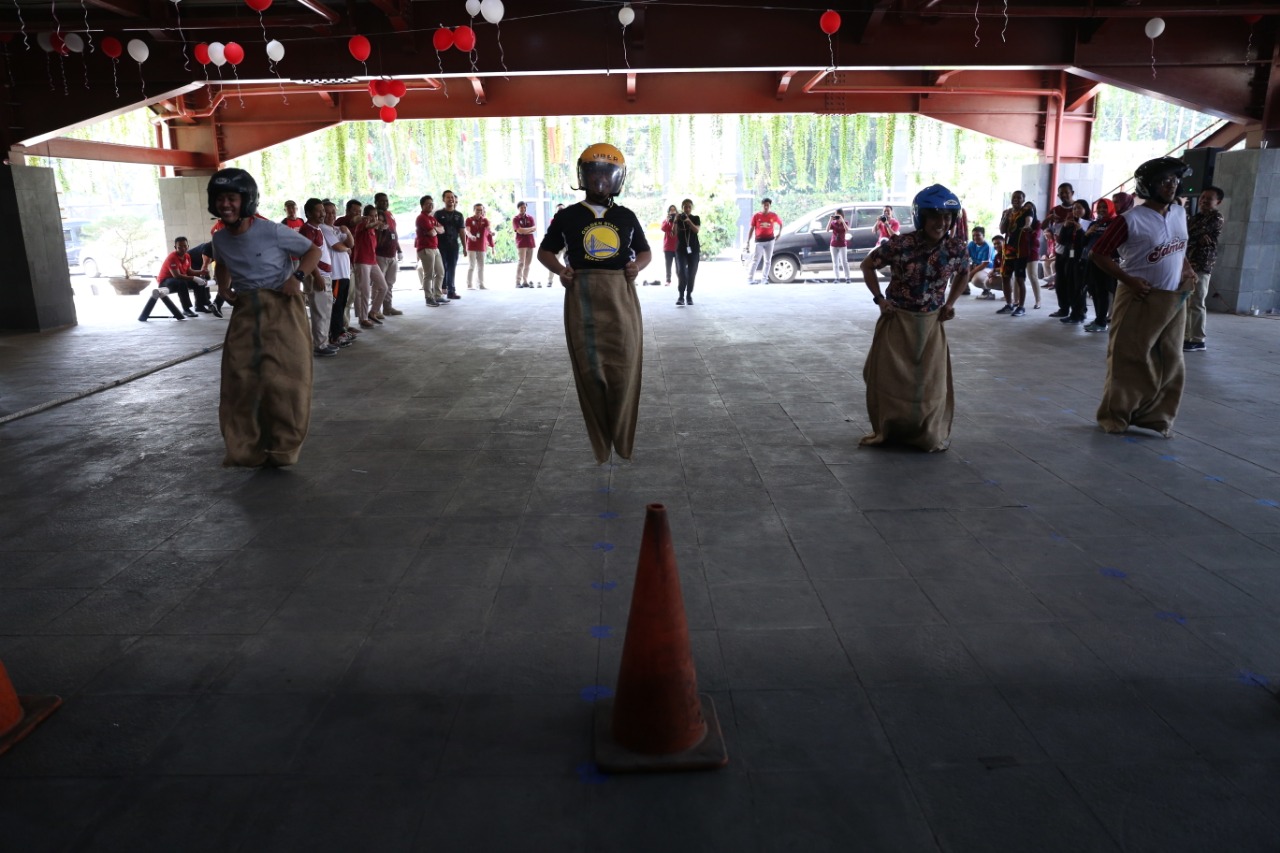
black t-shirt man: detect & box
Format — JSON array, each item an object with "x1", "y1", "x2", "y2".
[{"x1": 539, "y1": 201, "x2": 650, "y2": 272}]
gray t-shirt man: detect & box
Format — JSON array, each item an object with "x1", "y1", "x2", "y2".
[{"x1": 212, "y1": 219, "x2": 316, "y2": 292}]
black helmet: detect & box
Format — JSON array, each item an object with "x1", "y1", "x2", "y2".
[
  {"x1": 207, "y1": 168, "x2": 259, "y2": 220},
  {"x1": 1133, "y1": 157, "x2": 1189, "y2": 201}
]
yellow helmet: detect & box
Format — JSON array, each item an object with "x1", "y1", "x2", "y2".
[{"x1": 576, "y1": 142, "x2": 627, "y2": 197}]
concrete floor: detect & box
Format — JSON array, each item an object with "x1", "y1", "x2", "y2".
[{"x1": 2, "y1": 262, "x2": 1279, "y2": 852}]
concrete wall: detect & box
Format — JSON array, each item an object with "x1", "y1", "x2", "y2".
[
  {"x1": 0, "y1": 164, "x2": 77, "y2": 331},
  {"x1": 159, "y1": 176, "x2": 214, "y2": 250},
  {"x1": 1209, "y1": 148, "x2": 1280, "y2": 315},
  {"x1": 1019, "y1": 162, "x2": 1108, "y2": 214}
]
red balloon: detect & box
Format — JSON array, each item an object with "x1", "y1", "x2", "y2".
[
  {"x1": 820, "y1": 10, "x2": 841, "y2": 36},
  {"x1": 1244, "y1": 14, "x2": 1263, "y2": 25},
  {"x1": 367, "y1": 80, "x2": 379, "y2": 96},
  {"x1": 193, "y1": 42, "x2": 211, "y2": 65},
  {"x1": 432, "y1": 27, "x2": 455, "y2": 52},
  {"x1": 454, "y1": 25, "x2": 476, "y2": 52},
  {"x1": 245, "y1": 0, "x2": 272, "y2": 11},
  {"x1": 373, "y1": 79, "x2": 391, "y2": 96},
  {"x1": 49, "y1": 33, "x2": 70, "y2": 56},
  {"x1": 223, "y1": 41, "x2": 245, "y2": 65},
  {"x1": 101, "y1": 36, "x2": 123, "y2": 59},
  {"x1": 380, "y1": 105, "x2": 397, "y2": 123},
  {"x1": 348, "y1": 34, "x2": 371, "y2": 62},
  {"x1": 388, "y1": 80, "x2": 407, "y2": 98}
]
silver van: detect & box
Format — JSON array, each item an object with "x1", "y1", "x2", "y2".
[{"x1": 767, "y1": 202, "x2": 914, "y2": 283}]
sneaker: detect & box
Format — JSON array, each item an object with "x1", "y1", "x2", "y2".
[
  {"x1": 384, "y1": 307, "x2": 404, "y2": 316},
  {"x1": 436, "y1": 298, "x2": 450, "y2": 305},
  {"x1": 210, "y1": 303, "x2": 224, "y2": 318},
  {"x1": 686, "y1": 297, "x2": 694, "y2": 305},
  {"x1": 332, "y1": 335, "x2": 355, "y2": 347},
  {"x1": 1062, "y1": 317, "x2": 1084, "y2": 325},
  {"x1": 676, "y1": 298, "x2": 685, "y2": 306},
  {"x1": 314, "y1": 346, "x2": 338, "y2": 358},
  {"x1": 183, "y1": 308, "x2": 199, "y2": 318},
  {"x1": 426, "y1": 298, "x2": 439, "y2": 307},
  {"x1": 997, "y1": 304, "x2": 1014, "y2": 314},
  {"x1": 1011, "y1": 306, "x2": 1026, "y2": 317},
  {"x1": 1084, "y1": 322, "x2": 1108, "y2": 333},
  {"x1": 449, "y1": 293, "x2": 461, "y2": 299},
  {"x1": 371, "y1": 313, "x2": 385, "y2": 321},
  {"x1": 536, "y1": 282, "x2": 543, "y2": 288},
  {"x1": 1184, "y1": 341, "x2": 1206, "y2": 352},
  {"x1": 1049, "y1": 309, "x2": 1068, "y2": 318},
  {"x1": 359, "y1": 319, "x2": 375, "y2": 328}
]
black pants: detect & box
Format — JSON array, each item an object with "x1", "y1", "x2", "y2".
[
  {"x1": 664, "y1": 251, "x2": 676, "y2": 283},
  {"x1": 160, "y1": 277, "x2": 207, "y2": 311},
  {"x1": 676, "y1": 250, "x2": 699, "y2": 298},
  {"x1": 440, "y1": 241, "x2": 460, "y2": 296},
  {"x1": 329, "y1": 278, "x2": 350, "y2": 340},
  {"x1": 1059, "y1": 258, "x2": 1087, "y2": 320},
  {"x1": 1086, "y1": 267, "x2": 1115, "y2": 325}
]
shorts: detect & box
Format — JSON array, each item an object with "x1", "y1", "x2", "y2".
[{"x1": 1006, "y1": 259, "x2": 1028, "y2": 276}]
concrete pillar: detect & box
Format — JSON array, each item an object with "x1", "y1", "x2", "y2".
[
  {"x1": 0, "y1": 164, "x2": 77, "y2": 331},
  {"x1": 1020, "y1": 162, "x2": 1107, "y2": 214},
  {"x1": 159, "y1": 176, "x2": 214, "y2": 250},
  {"x1": 1207, "y1": 148, "x2": 1280, "y2": 315}
]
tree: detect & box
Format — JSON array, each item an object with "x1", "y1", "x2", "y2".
[{"x1": 83, "y1": 215, "x2": 163, "y2": 279}]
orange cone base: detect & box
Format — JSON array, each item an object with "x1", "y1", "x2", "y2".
[
  {"x1": 593, "y1": 694, "x2": 728, "y2": 773},
  {"x1": 0, "y1": 694, "x2": 61, "y2": 759}
]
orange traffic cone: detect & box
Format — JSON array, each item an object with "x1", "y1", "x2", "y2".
[
  {"x1": 0, "y1": 659, "x2": 60, "y2": 758},
  {"x1": 594, "y1": 503, "x2": 728, "y2": 772}
]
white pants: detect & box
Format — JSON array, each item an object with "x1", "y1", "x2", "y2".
[
  {"x1": 516, "y1": 246, "x2": 534, "y2": 285},
  {"x1": 417, "y1": 248, "x2": 444, "y2": 300},
  {"x1": 749, "y1": 241, "x2": 774, "y2": 282},
  {"x1": 306, "y1": 272, "x2": 332, "y2": 349},
  {"x1": 376, "y1": 255, "x2": 398, "y2": 310},
  {"x1": 830, "y1": 247, "x2": 850, "y2": 281},
  {"x1": 467, "y1": 250, "x2": 486, "y2": 288}
]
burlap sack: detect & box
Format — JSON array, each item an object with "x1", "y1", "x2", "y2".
[
  {"x1": 563, "y1": 269, "x2": 644, "y2": 464},
  {"x1": 860, "y1": 308, "x2": 954, "y2": 452},
  {"x1": 1096, "y1": 282, "x2": 1190, "y2": 436},
  {"x1": 219, "y1": 288, "x2": 313, "y2": 467}
]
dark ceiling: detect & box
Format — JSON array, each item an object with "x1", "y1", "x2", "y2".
[{"x1": 2, "y1": 1, "x2": 1276, "y2": 167}]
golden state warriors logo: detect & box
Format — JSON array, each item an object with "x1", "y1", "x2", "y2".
[{"x1": 582, "y1": 223, "x2": 621, "y2": 260}]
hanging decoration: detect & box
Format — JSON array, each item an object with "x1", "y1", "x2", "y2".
[
  {"x1": 1244, "y1": 14, "x2": 1262, "y2": 64},
  {"x1": 973, "y1": 0, "x2": 980, "y2": 48},
  {"x1": 101, "y1": 35, "x2": 121, "y2": 98},
  {"x1": 432, "y1": 26, "x2": 453, "y2": 97},
  {"x1": 78, "y1": 0, "x2": 93, "y2": 55},
  {"x1": 224, "y1": 40, "x2": 246, "y2": 108},
  {"x1": 462, "y1": 2, "x2": 479, "y2": 74},
  {"x1": 481, "y1": 0, "x2": 508, "y2": 77},
  {"x1": 194, "y1": 42, "x2": 214, "y2": 106},
  {"x1": 208, "y1": 41, "x2": 227, "y2": 109},
  {"x1": 127, "y1": 37, "x2": 148, "y2": 98},
  {"x1": 348, "y1": 34, "x2": 371, "y2": 76},
  {"x1": 171, "y1": 0, "x2": 190, "y2": 73},
  {"x1": 380, "y1": 105, "x2": 397, "y2": 123},
  {"x1": 819, "y1": 10, "x2": 840, "y2": 71},
  {"x1": 1144, "y1": 17, "x2": 1164, "y2": 79},
  {"x1": 619, "y1": 5, "x2": 634, "y2": 69},
  {"x1": 455, "y1": 25, "x2": 476, "y2": 52},
  {"x1": 0, "y1": 33, "x2": 14, "y2": 90},
  {"x1": 1001, "y1": 0, "x2": 1008, "y2": 42},
  {"x1": 13, "y1": 0, "x2": 30, "y2": 51},
  {"x1": 465, "y1": 0, "x2": 481, "y2": 16}
]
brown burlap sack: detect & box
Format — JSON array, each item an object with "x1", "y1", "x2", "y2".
[
  {"x1": 563, "y1": 269, "x2": 644, "y2": 464},
  {"x1": 1096, "y1": 283, "x2": 1190, "y2": 436},
  {"x1": 860, "y1": 308, "x2": 954, "y2": 452},
  {"x1": 219, "y1": 288, "x2": 313, "y2": 467}
]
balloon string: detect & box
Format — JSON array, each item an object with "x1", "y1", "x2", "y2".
[
  {"x1": 138, "y1": 61, "x2": 146, "y2": 100},
  {"x1": 111, "y1": 57, "x2": 119, "y2": 98},
  {"x1": 621, "y1": 25, "x2": 629, "y2": 69},
  {"x1": 202, "y1": 65, "x2": 211, "y2": 107},
  {"x1": 14, "y1": 0, "x2": 29, "y2": 51},
  {"x1": 81, "y1": 47, "x2": 89, "y2": 89},
  {"x1": 45, "y1": 51, "x2": 55, "y2": 92},
  {"x1": 269, "y1": 58, "x2": 289, "y2": 105},
  {"x1": 213, "y1": 63, "x2": 223, "y2": 110},
  {"x1": 233, "y1": 64, "x2": 244, "y2": 108},
  {"x1": 3, "y1": 45, "x2": 13, "y2": 89},
  {"x1": 1001, "y1": 0, "x2": 1008, "y2": 43},
  {"x1": 827, "y1": 33, "x2": 835, "y2": 72},
  {"x1": 59, "y1": 53, "x2": 68, "y2": 96},
  {"x1": 175, "y1": 1, "x2": 190, "y2": 73},
  {"x1": 974, "y1": 0, "x2": 981, "y2": 48},
  {"x1": 1245, "y1": 30, "x2": 1253, "y2": 65},
  {"x1": 50, "y1": 0, "x2": 61, "y2": 39},
  {"x1": 436, "y1": 47, "x2": 449, "y2": 98},
  {"x1": 1150, "y1": 38, "x2": 1157, "y2": 79},
  {"x1": 497, "y1": 22, "x2": 508, "y2": 78},
  {"x1": 80, "y1": 0, "x2": 93, "y2": 55}
]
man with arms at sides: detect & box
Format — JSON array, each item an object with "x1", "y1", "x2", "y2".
[
  {"x1": 415, "y1": 195, "x2": 448, "y2": 308},
  {"x1": 1184, "y1": 185, "x2": 1224, "y2": 353},
  {"x1": 1089, "y1": 157, "x2": 1197, "y2": 438},
  {"x1": 209, "y1": 169, "x2": 321, "y2": 467},
  {"x1": 373, "y1": 192, "x2": 404, "y2": 316},
  {"x1": 436, "y1": 190, "x2": 465, "y2": 300},
  {"x1": 745, "y1": 197, "x2": 782, "y2": 284},
  {"x1": 538, "y1": 143, "x2": 652, "y2": 464}
]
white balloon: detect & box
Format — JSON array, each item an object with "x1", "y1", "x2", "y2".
[
  {"x1": 64, "y1": 33, "x2": 85, "y2": 53},
  {"x1": 265, "y1": 39, "x2": 285, "y2": 62},
  {"x1": 384, "y1": 94, "x2": 399, "y2": 108},
  {"x1": 480, "y1": 0, "x2": 504, "y2": 25},
  {"x1": 127, "y1": 38, "x2": 149, "y2": 63},
  {"x1": 371, "y1": 94, "x2": 388, "y2": 107},
  {"x1": 208, "y1": 41, "x2": 226, "y2": 66},
  {"x1": 465, "y1": 0, "x2": 481, "y2": 17},
  {"x1": 618, "y1": 4, "x2": 635, "y2": 26},
  {"x1": 1144, "y1": 17, "x2": 1165, "y2": 39},
  {"x1": 36, "y1": 32, "x2": 53, "y2": 52}
]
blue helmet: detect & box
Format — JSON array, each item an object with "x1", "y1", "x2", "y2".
[{"x1": 912, "y1": 184, "x2": 962, "y2": 233}]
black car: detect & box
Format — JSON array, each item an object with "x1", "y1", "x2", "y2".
[{"x1": 766, "y1": 202, "x2": 914, "y2": 283}]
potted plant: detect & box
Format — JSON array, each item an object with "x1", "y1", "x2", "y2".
[{"x1": 81, "y1": 215, "x2": 163, "y2": 296}]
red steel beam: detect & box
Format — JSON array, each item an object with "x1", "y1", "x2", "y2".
[{"x1": 12, "y1": 137, "x2": 217, "y2": 168}]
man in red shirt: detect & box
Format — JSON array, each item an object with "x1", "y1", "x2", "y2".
[
  {"x1": 415, "y1": 195, "x2": 447, "y2": 307},
  {"x1": 281, "y1": 200, "x2": 304, "y2": 231},
  {"x1": 156, "y1": 236, "x2": 207, "y2": 318},
  {"x1": 746, "y1": 198, "x2": 783, "y2": 284},
  {"x1": 512, "y1": 201, "x2": 537, "y2": 288},
  {"x1": 465, "y1": 203, "x2": 492, "y2": 290},
  {"x1": 373, "y1": 192, "x2": 403, "y2": 316},
  {"x1": 352, "y1": 204, "x2": 389, "y2": 327}
]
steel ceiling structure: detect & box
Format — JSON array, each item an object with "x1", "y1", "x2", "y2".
[{"x1": 2, "y1": 1, "x2": 1276, "y2": 171}]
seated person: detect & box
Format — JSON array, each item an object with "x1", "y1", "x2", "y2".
[
  {"x1": 966, "y1": 226, "x2": 994, "y2": 297},
  {"x1": 187, "y1": 240, "x2": 221, "y2": 316},
  {"x1": 156, "y1": 236, "x2": 210, "y2": 318}
]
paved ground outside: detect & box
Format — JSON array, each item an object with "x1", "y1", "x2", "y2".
[{"x1": 2, "y1": 260, "x2": 1279, "y2": 851}]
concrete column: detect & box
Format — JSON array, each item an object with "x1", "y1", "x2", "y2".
[
  {"x1": 159, "y1": 176, "x2": 214, "y2": 249},
  {"x1": 1020, "y1": 163, "x2": 1107, "y2": 215},
  {"x1": 1208, "y1": 148, "x2": 1280, "y2": 315},
  {"x1": 0, "y1": 164, "x2": 77, "y2": 331}
]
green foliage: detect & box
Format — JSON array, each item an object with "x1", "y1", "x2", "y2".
[
  {"x1": 83, "y1": 214, "x2": 163, "y2": 278},
  {"x1": 695, "y1": 196, "x2": 738, "y2": 260}
]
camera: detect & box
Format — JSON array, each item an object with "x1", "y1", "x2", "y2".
[{"x1": 879, "y1": 215, "x2": 887, "y2": 222}]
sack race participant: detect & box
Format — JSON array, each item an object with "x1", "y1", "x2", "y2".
[
  {"x1": 1088, "y1": 157, "x2": 1197, "y2": 437},
  {"x1": 858, "y1": 185, "x2": 969, "y2": 452},
  {"x1": 209, "y1": 169, "x2": 323, "y2": 467},
  {"x1": 538, "y1": 143, "x2": 652, "y2": 464}
]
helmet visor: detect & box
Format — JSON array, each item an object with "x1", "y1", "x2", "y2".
[{"x1": 579, "y1": 161, "x2": 625, "y2": 197}]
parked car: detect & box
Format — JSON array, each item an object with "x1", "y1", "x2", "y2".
[
  {"x1": 765, "y1": 202, "x2": 915, "y2": 283},
  {"x1": 63, "y1": 218, "x2": 91, "y2": 268}
]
